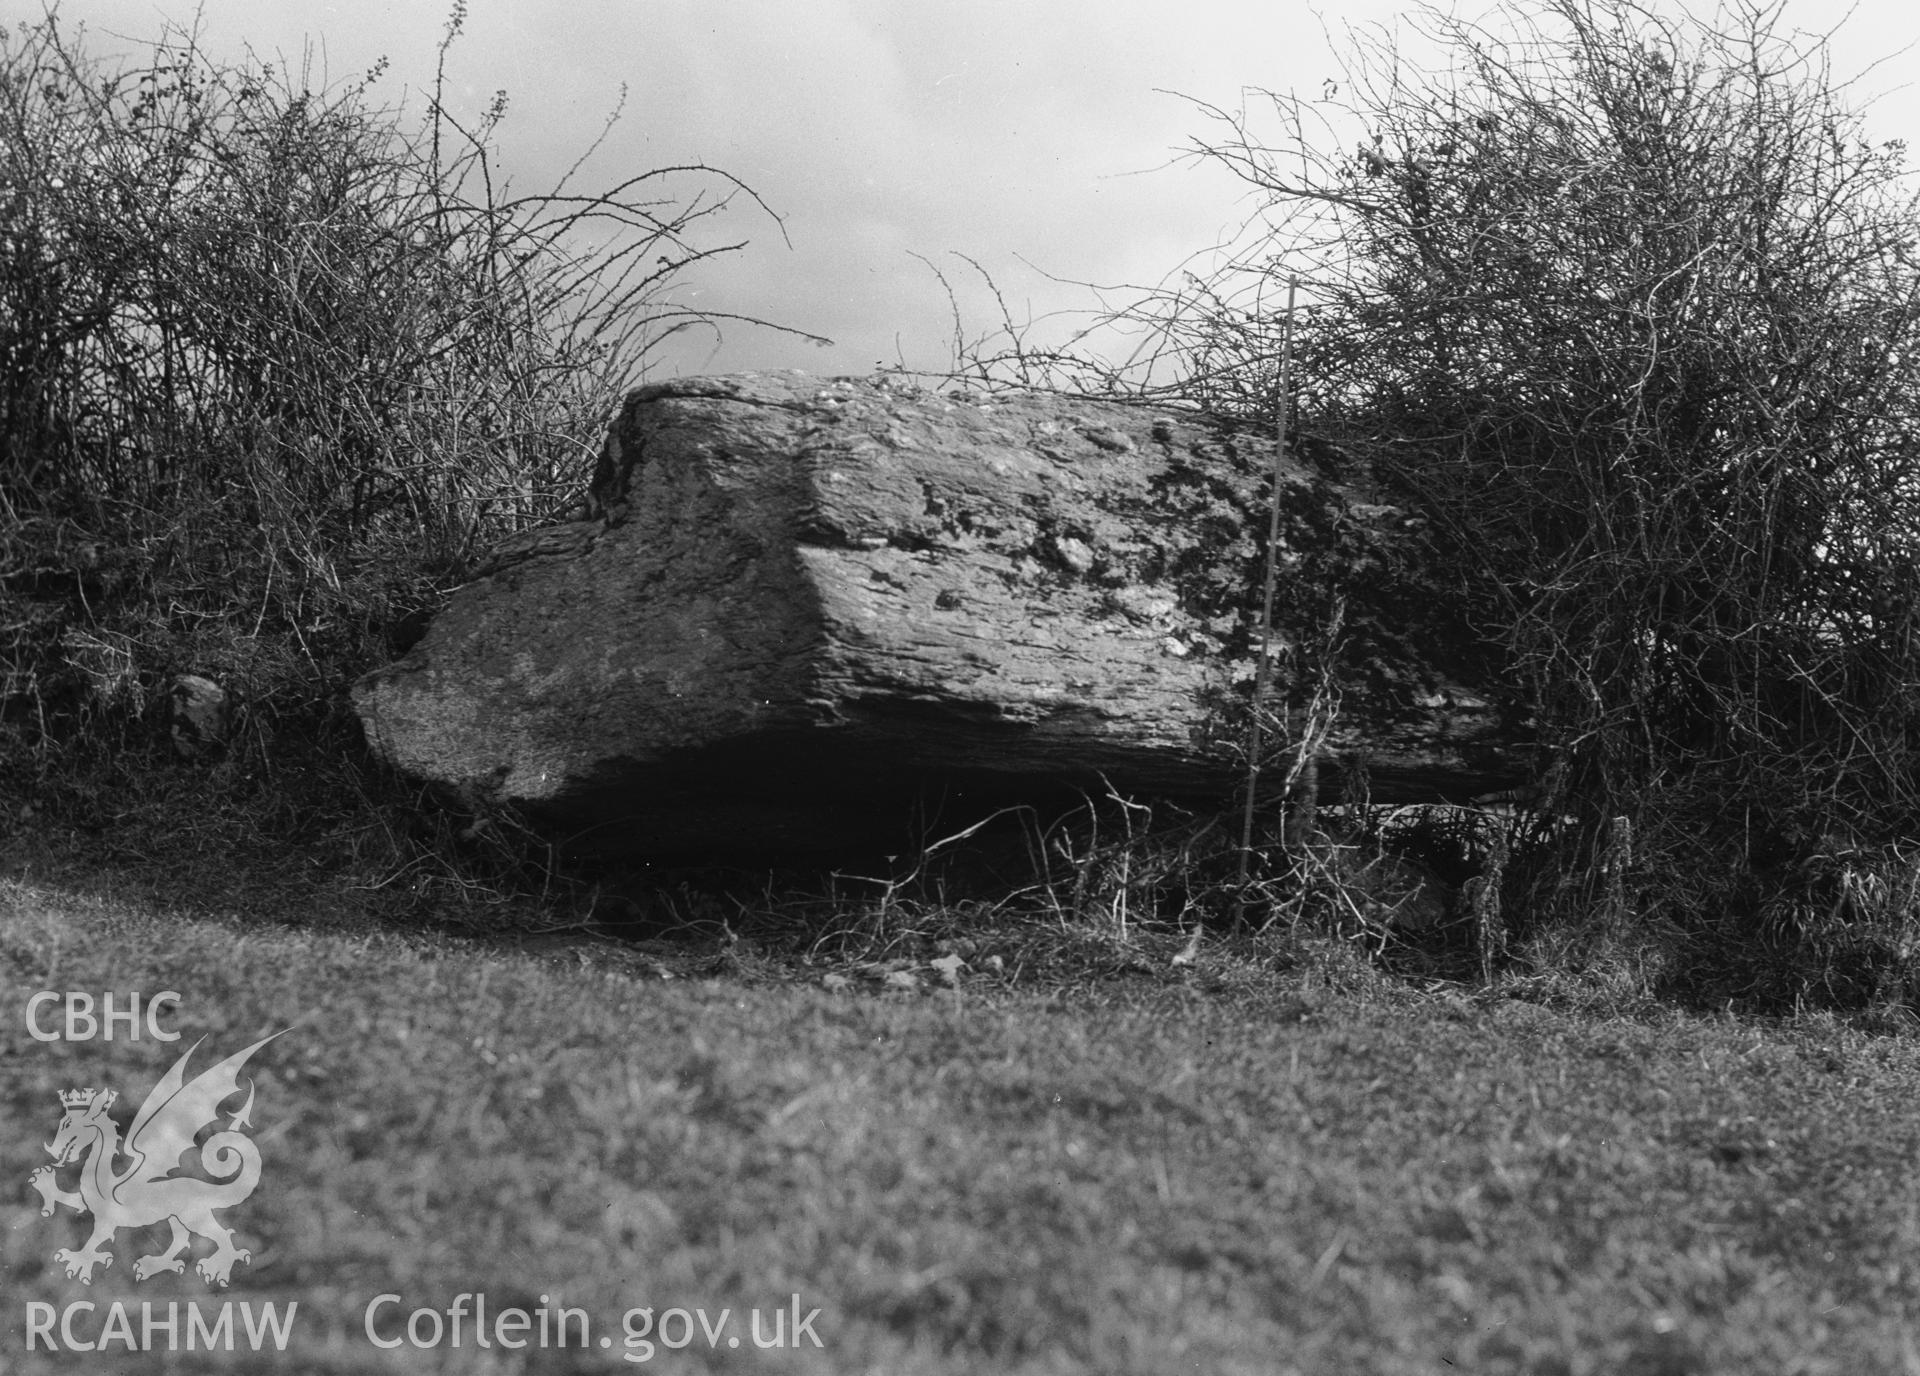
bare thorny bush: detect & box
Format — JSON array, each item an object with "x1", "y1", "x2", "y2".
[
  {"x1": 0, "y1": 8, "x2": 813, "y2": 784},
  {"x1": 1111, "y1": 0, "x2": 1920, "y2": 991}
]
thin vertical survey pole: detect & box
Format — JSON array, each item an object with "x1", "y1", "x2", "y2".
[{"x1": 1235, "y1": 277, "x2": 1299, "y2": 915}]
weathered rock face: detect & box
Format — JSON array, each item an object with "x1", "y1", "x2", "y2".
[
  {"x1": 168, "y1": 674, "x2": 230, "y2": 760},
  {"x1": 353, "y1": 372, "x2": 1525, "y2": 857}
]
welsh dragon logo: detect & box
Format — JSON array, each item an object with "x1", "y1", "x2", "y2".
[{"x1": 29, "y1": 1031, "x2": 285, "y2": 1288}]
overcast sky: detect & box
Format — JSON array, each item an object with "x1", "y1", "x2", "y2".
[{"x1": 41, "y1": 0, "x2": 1920, "y2": 382}]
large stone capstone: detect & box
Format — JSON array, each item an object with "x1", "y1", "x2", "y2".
[{"x1": 352, "y1": 372, "x2": 1525, "y2": 857}]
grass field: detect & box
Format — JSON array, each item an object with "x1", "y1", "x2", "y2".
[{"x1": 7, "y1": 848, "x2": 1920, "y2": 1374}]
